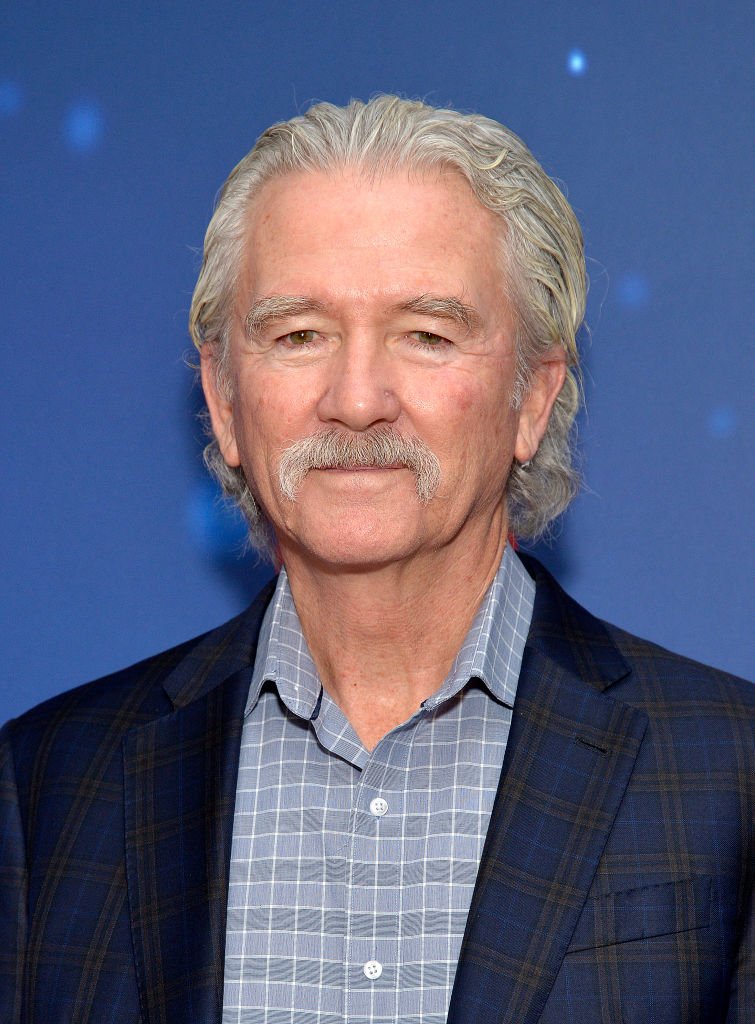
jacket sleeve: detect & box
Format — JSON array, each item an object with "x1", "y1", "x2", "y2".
[{"x1": 0, "y1": 722, "x2": 27, "y2": 1024}]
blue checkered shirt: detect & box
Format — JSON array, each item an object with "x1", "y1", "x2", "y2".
[{"x1": 222, "y1": 546, "x2": 535, "y2": 1023}]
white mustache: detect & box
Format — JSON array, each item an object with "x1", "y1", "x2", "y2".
[{"x1": 278, "y1": 427, "x2": 442, "y2": 503}]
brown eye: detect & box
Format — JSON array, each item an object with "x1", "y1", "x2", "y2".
[
  {"x1": 411, "y1": 331, "x2": 448, "y2": 347},
  {"x1": 286, "y1": 330, "x2": 317, "y2": 345}
]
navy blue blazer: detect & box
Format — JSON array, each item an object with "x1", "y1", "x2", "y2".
[{"x1": 0, "y1": 557, "x2": 752, "y2": 1023}]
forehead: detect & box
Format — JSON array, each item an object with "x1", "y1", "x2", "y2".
[
  {"x1": 249, "y1": 162, "x2": 492, "y2": 230},
  {"x1": 235, "y1": 166, "x2": 509, "y2": 311}
]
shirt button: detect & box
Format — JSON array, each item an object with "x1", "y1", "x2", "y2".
[
  {"x1": 363, "y1": 960, "x2": 383, "y2": 980},
  {"x1": 369, "y1": 797, "x2": 388, "y2": 817}
]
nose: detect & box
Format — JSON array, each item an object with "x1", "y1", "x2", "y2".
[{"x1": 316, "y1": 336, "x2": 401, "y2": 431}]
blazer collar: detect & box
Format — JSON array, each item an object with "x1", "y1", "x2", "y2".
[
  {"x1": 518, "y1": 552, "x2": 632, "y2": 692},
  {"x1": 161, "y1": 578, "x2": 277, "y2": 709},
  {"x1": 448, "y1": 556, "x2": 648, "y2": 1024}
]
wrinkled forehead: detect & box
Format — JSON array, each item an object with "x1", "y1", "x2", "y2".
[
  {"x1": 234, "y1": 164, "x2": 512, "y2": 309},
  {"x1": 232, "y1": 174, "x2": 512, "y2": 348}
]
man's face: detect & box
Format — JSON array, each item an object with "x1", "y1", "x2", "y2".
[{"x1": 202, "y1": 167, "x2": 564, "y2": 569}]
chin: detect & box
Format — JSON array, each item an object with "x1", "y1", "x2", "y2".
[{"x1": 284, "y1": 517, "x2": 423, "y2": 570}]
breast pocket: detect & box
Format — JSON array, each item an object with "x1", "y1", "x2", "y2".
[{"x1": 567, "y1": 875, "x2": 711, "y2": 952}]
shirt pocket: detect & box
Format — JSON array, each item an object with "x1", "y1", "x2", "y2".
[{"x1": 567, "y1": 875, "x2": 711, "y2": 953}]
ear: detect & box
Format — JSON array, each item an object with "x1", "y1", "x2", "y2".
[
  {"x1": 200, "y1": 344, "x2": 241, "y2": 467},
  {"x1": 514, "y1": 349, "x2": 568, "y2": 464}
]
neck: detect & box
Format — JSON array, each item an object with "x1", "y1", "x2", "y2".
[{"x1": 279, "y1": 525, "x2": 509, "y2": 750}]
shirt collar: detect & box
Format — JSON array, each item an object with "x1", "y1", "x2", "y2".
[
  {"x1": 246, "y1": 546, "x2": 535, "y2": 719},
  {"x1": 245, "y1": 565, "x2": 322, "y2": 719},
  {"x1": 421, "y1": 545, "x2": 534, "y2": 711}
]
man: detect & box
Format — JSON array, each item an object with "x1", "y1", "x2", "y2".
[{"x1": 0, "y1": 97, "x2": 751, "y2": 1024}]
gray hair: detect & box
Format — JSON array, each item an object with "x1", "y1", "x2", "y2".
[{"x1": 190, "y1": 95, "x2": 585, "y2": 558}]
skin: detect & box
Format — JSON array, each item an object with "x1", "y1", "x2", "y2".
[{"x1": 202, "y1": 167, "x2": 566, "y2": 749}]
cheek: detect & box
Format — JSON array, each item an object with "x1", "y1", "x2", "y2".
[
  {"x1": 412, "y1": 373, "x2": 514, "y2": 442},
  {"x1": 228, "y1": 386, "x2": 269, "y2": 470},
  {"x1": 231, "y1": 370, "x2": 317, "y2": 476},
  {"x1": 404, "y1": 372, "x2": 481, "y2": 425},
  {"x1": 414, "y1": 377, "x2": 519, "y2": 487}
]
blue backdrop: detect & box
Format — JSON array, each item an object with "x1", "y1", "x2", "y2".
[{"x1": 2, "y1": 1, "x2": 752, "y2": 721}]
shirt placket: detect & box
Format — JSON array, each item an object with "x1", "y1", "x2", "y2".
[{"x1": 343, "y1": 740, "x2": 408, "y2": 1023}]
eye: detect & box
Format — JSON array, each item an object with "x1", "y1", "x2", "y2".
[
  {"x1": 408, "y1": 330, "x2": 451, "y2": 350},
  {"x1": 281, "y1": 329, "x2": 318, "y2": 346}
]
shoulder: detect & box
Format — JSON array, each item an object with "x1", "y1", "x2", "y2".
[
  {"x1": 2, "y1": 578, "x2": 277, "y2": 779},
  {"x1": 521, "y1": 552, "x2": 753, "y2": 713},
  {"x1": 604, "y1": 619, "x2": 753, "y2": 704},
  {"x1": 602, "y1": 623, "x2": 754, "y2": 773}
]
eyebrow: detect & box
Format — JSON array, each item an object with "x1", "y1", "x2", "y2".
[
  {"x1": 390, "y1": 294, "x2": 484, "y2": 335},
  {"x1": 244, "y1": 295, "x2": 328, "y2": 339},
  {"x1": 243, "y1": 292, "x2": 484, "y2": 339}
]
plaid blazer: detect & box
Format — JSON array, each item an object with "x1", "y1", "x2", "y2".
[{"x1": 0, "y1": 557, "x2": 752, "y2": 1023}]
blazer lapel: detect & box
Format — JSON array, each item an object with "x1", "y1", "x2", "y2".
[
  {"x1": 448, "y1": 560, "x2": 648, "y2": 1024},
  {"x1": 124, "y1": 583, "x2": 274, "y2": 1024}
]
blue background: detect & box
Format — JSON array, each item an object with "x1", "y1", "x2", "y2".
[{"x1": 2, "y1": 1, "x2": 752, "y2": 720}]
